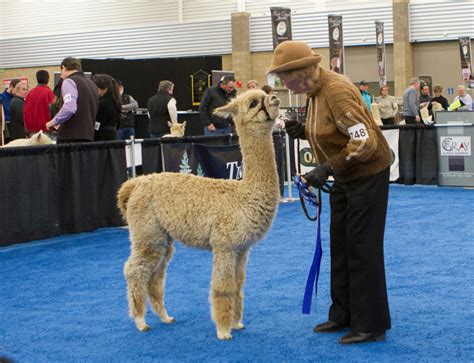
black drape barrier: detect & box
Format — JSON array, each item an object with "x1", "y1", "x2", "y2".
[
  {"x1": 81, "y1": 57, "x2": 222, "y2": 111},
  {"x1": 0, "y1": 142, "x2": 127, "y2": 246},
  {"x1": 381, "y1": 124, "x2": 438, "y2": 185},
  {"x1": 139, "y1": 132, "x2": 286, "y2": 196}
]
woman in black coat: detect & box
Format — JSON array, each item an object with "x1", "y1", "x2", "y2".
[{"x1": 92, "y1": 74, "x2": 121, "y2": 141}]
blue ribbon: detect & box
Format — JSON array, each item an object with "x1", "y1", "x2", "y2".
[{"x1": 302, "y1": 203, "x2": 322, "y2": 314}]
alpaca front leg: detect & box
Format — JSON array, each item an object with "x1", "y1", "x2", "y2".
[
  {"x1": 233, "y1": 249, "x2": 249, "y2": 331},
  {"x1": 210, "y1": 250, "x2": 237, "y2": 340},
  {"x1": 148, "y1": 242, "x2": 175, "y2": 324}
]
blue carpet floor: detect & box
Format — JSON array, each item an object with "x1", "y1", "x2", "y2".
[{"x1": 1, "y1": 184, "x2": 473, "y2": 362}]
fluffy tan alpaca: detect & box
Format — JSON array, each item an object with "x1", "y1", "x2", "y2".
[
  {"x1": 431, "y1": 101, "x2": 443, "y2": 114},
  {"x1": 371, "y1": 103, "x2": 383, "y2": 126},
  {"x1": 117, "y1": 90, "x2": 281, "y2": 340},
  {"x1": 2, "y1": 130, "x2": 54, "y2": 147},
  {"x1": 420, "y1": 104, "x2": 432, "y2": 124},
  {"x1": 162, "y1": 120, "x2": 186, "y2": 138}
]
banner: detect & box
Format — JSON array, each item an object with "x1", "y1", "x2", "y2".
[
  {"x1": 376, "y1": 21, "x2": 386, "y2": 86},
  {"x1": 270, "y1": 7, "x2": 292, "y2": 49},
  {"x1": 328, "y1": 15, "x2": 344, "y2": 74},
  {"x1": 191, "y1": 70, "x2": 210, "y2": 106},
  {"x1": 458, "y1": 37, "x2": 473, "y2": 84},
  {"x1": 382, "y1": 129, "x2": 400, "y2": 181},
  {"x1": 162, "y1": 143, "x2": 243, "y2": 179}
]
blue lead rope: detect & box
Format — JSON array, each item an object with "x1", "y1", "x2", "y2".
[
  {"x1": 302, "y1": 204, "x2": 322, "y2": 314},
  {"x1": 293, "y1": 175, "x2": 323, "y2": 315}
]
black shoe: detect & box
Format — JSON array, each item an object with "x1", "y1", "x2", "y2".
[
  {"x1": 339, "y1": 331, "x2": 386, "y2": 344},
  {"x1": 313, "y1": 321, "x2": 348, "y2": 333}
]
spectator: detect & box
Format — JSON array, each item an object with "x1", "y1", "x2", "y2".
[
  {"x1": 247, "y1": 80, "x2": 259, "y2": 90},
  {"x1": 199, "y1": 75, "x2": 236, "y2": 135},
  {"x1": 402, "y1": 77, "x2": 421, "y2": 124},
  {"x1": 376, "y1": 85, "x2": 398, "y2": 125},
  {"x1": 147, "y1": 80, "x2": 178, "y2": 138},
  {"x1": 1, "y1": 78, "x2": 21, "y2": 138},
  {"x1": 428, "y1": 84, "x2": 449, "y2": 113},
  {"x1": 451, "y1": 85, "x2": 472, "y2": 111},
  {"x1": 23, "y1": 70, "x2": 55, "y2": 134},
  {"x1": 9, "y1": 81, "x2": 28, "y2": 140},
  {"x1": 261, "y1": 85, "x2": 273, "y2": 95},
  {"x1": 92, "y1": 74, "x2": 121, "y2": 141},
  {"x1": 359, "y1": 80, "x2": 372, "y2": 111},
  {"x1": 419, "y1": 84, "x2": 432, "y2": 108},
  {"x1": 46, "y1": 57, "x2": 99, "y2": 143},
  {"x1": 428, "y1": 84, "x2": 449, "y2": 112},
  {"x1": 116, "y1": 79, "x2": 138, "y2": 140},
  {"x1": 268, "y1": 41, "x2": 391, "y2": 344}
]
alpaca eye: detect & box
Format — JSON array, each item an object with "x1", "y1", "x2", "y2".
[{"x1": 249, "y1": 100, "x2": 258, "y2": 108}]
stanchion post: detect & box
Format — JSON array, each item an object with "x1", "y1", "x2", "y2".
[
  {"x1": 282, "y1": 89, "x2": 298, "y2": 203},
  {"x1": 130, "y1": 136, "x2": 136, "y2": 178}
]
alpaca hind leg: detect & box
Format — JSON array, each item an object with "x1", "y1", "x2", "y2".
[
  {"x1": 124, "y1": 243, "x2": 165, "y2": 331},
  {"x1": 148, "y1": 241, "x2": 175, "y2": 323},
  {"x1": 233, "y1": 249, "x2": 249, "y2": 331},
  {"x1": 210, "y1": 250, "x2": 237, "y2": 340}
]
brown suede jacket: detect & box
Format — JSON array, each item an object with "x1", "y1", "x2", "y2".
[{"x1": 305, "y1": 67, "x2": 391, "y2": 183}]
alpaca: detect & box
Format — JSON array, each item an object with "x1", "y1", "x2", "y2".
[
  {"x1": 370, "y1": 103, "x2": 383, "y2": 126},
  {"x1": 117, "y1": 90, "x2": 281, "y2": 340},
  {"x1": 431, "y1": 101, "x2": 443, "y2": 114},
  {"x1": 2, "y1": 130, "x2": 54, "y2": 147},
  {"x1": 420, "y1": 104, "x2": 433, "y2": 124},
  {"x1": 162, "y1": 120, "x2": 186, "y2": 138}
]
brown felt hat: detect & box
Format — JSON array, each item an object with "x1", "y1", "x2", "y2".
[{"x1": 267, "y1": 41, "x2": 322, "y2": 74}]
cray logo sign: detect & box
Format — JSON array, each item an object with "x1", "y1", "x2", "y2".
[{"x1": 440, "y1": 136, "x2": 471, "y2": 156}]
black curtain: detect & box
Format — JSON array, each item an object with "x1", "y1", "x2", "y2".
[
  {"x1": 81, "y1": 57, "x2": 222, "y2": 111},
  {"x1": 381, "y1": 124, "x2": 438, "y2": 185},
  {"x1": 0, "y1": 142, "x2": 127, "y2": 246}
]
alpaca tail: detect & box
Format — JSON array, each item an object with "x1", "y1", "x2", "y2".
[{"x1": 117, "y1": 179, "x2": 138, "y2": 220}]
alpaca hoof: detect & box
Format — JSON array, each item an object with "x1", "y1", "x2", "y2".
[
  {"x1": 163, "y1": 317, "x2": 176, "y2": 324},
  {"x1": 233, "y1": 322, "x2": 245, "y2": 330},
  {"x1": 217, "y1": 331, "x2": 233, "y2": 340},
  {"x1": 138, "y1": 324, "x2": 151, "y2": 332}
]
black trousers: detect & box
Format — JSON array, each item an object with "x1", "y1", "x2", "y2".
[
  {"x1": 381, "y1": 117, "x2": 395, "y2": 126},
  {"x1": 404, "y1": 116, "x2": 417, "y2": 125},
  {"x1": 328, "y1": 167, "x2": 391, "y2": 333}
]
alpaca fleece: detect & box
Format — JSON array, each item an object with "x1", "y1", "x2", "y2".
[{"x1": 117, "y1": 90, "x2": 281, "y2": 340}]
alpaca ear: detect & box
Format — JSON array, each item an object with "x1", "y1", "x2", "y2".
[
  {"x1": 168, "y1": 121, "x2": 173, "y2": 128},
  {"x1": 36, "y1": 132, "x2": 42, "y2": 141},
  {"x1": 182, "y1": 121, "x2": 186, "y2": 128},
  {"x1": 214, "y1": 99, "x2": 238, "y2": 118}
]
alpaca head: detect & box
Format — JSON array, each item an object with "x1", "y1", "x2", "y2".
[
  {"x1": 431, "y1": 101, "x2": 443, "y2": 113},
  {"x1": 31, "y1": 131, "x2": 54, "y2": 145},
  {"x1": 214, "y1": 90, "x2": 280, "y2": 136},
  {"x1": 166, "y1": 121, "x2": 186, "y2": 137}
]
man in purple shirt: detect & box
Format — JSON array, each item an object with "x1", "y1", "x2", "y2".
[{"x1": 46, "y1": 57, "x2": 98, "y2": 143}]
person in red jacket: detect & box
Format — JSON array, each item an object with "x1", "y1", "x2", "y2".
[{"x1": 23, "y1": 70, "x2": 54, "y2": 134}]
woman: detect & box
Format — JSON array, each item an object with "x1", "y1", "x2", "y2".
[
  {"x1": 9, "y1": 81, "x2": 28, "y2": 140},
  {"x1": 376, "y1": 85, "x2": 398, "y2": 125},
  {"x1": 429, "y1": 84, "x2": 449, "y2": 111},
  {"x1": 268, "y1": 41, "x2": 391, "y2": 344},
  {"x1": 92, "y1": 74, "x2": 121, "y2": 141}
]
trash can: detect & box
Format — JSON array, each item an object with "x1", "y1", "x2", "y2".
[{"x1": 435, "y1": 111, "x2": 474, "y2": 187}]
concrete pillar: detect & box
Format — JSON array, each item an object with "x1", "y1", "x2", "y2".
[
  {"x1": 393, "y1": 0, "x2": 414, "y2": 96},
  {"x1": 231, "y1": 12, "x2": 251, "y2": 92}
]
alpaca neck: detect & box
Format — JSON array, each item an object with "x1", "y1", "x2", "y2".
[{"x1": 239, "y1": 130, "x2": 278, "y2": 189}]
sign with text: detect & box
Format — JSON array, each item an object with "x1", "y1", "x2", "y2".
[
  {"x1": 440, "y1": 136, "x2": 471, "y2": 156},
  {"x1": 162, "y1": 143, "x2": 243, "y2": 179},
  {"x1": 328, "y1": 15, "x2": 344, "y2": 74},
  {"x1": 375, "y1": 21, "x2": 386, "y2": 86},
  {"x1": 270, "y1": 7, "x2": 292, "y2": 49},
  {"x1": 458, "y1": 37, "x2": 473, "y2": 82}
]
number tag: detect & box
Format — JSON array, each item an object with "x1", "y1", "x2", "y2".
[
  {"x1": 63, "y1": 93, "x2": 72, "y2": 103},
  {"x1": 348, "y1": 123, "x2": 368, "y2": 141},
  {"x1": 95, "y1": 121, "x2": 101, "y2": 131}
]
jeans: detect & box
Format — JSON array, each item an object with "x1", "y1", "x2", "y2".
[
  {"x1": 204, "y1": 126, "x2": 232, "y2": 136},
  {"x1": 117, "y1": 127, "x2": 135, "y2": 140}
]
